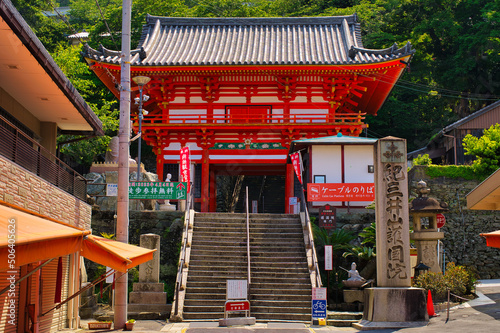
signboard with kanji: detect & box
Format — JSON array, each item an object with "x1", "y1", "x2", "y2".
[
  {"x1": 225, "y1": 300, "x2": 250, "y2": 312},
  {"x1": 307, "y1": 183, "x2": 375, "y2": 202},
  {"x1": 180, "y1": 146, "x2": 190, "y2": 192},
  {"x1": 312, "y1": 287, "x2": 327, "y2": 300},
  {"x1": 319, "y1": 205, "x2": 336, "y2": 229},
  {"x1": 325, "y1": 245, "x2": 333, "y2": 271},
  {"x1": 128, "y1": 182, "x2": 187, "y2": 200},
  {"x1": 312, "y1": 300, "x2": 327, "y2": 318},
  {"x1": 227, "y1": 280, "x2": 247, "y2": 300},
  {"x1": 290, "y1": 152, "x2": 303, "y2": 184}
]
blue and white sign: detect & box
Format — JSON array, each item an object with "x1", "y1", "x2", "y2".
[{"x1": 312, "y1": 299, "x2": 327, "y2": 318}]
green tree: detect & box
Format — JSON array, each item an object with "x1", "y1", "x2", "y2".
[
  {"x1": 463, "y1": 123, "x2": 500, "y2": 177},
  {"x1": 52, "y1": 45, "x2": 119, "y2": 167},
  {"x1": 11, "y1": 0, "x2": 68, "y2": 52}
]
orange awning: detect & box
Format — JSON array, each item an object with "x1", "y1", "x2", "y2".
[
  {"x1": 0, "y1": 204, "x2": 89, "y2": 270},
  {"x1": 480, "y1": 230, "x2": 500, "y2": 249},
  {"x1": 81, "y1": 235, "x2": 156, "y2": 273}
]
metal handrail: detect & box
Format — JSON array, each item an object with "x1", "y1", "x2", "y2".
[
  {"x1": 173, "y1": 187, "x2": 194, "y2": 317},
  {"x1": 0, "y1": 114, "x2": 87, "y2": 200},
  {"x1": 301, "y1": 192, "x2": 322, "y2": 288},
  {"x1": 245, "y1": 186, "x2": 251, "y2": 285}
]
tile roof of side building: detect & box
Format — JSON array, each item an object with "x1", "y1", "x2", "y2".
[{"x1": 83, "y1": 14, "x2": 414, "y2": 66}]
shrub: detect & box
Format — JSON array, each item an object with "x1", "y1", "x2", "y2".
[
  {"x1": 413, "y1": 154, "x2": 432, "y2": 166},
  {"x1": 413, "y1": 271, "x2": 448, "y2": 300},
  {"x1": 413, "y1": 262, "x2": 477, "y2": 302}
]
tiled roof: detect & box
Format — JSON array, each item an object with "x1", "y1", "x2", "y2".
[{"x1": 84, "y1": 15, "x2": 413, "y2": 66}]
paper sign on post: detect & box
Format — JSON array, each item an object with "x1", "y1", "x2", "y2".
[{"x1": 227, "y1": 280, "x2": 247, "y2": 300}]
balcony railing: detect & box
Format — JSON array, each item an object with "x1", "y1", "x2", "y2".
[
  {"x1": 141, "y1": 112, "x2": 366, "y2": 126},
  {"x1": 0, "y1": 115, "x2": 87, "y2": 201}
]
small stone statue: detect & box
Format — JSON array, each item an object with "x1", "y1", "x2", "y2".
[
  {"x1": 342, "y1": 262, "x2": 366, "y2": 289},
  {"x1": 164, "y1": 174, "x2": 172, "y2": 205},
  {"x1": 347, "y1": 262, "x2": 365, "y2": 281}
]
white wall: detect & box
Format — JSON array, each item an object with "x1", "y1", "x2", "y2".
[
  {"x1": 310, "y1": 144, "x2": 374, "y2": 207},
  {"x1": 344, "y1": 145, "x2": 374, "y2": 183}
]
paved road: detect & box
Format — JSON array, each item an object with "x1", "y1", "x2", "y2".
[{"x1": 71, "y1": 280, "x2": 500, "y2": 333}]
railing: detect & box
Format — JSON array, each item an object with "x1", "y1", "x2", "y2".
[
  {"x1": 301, "y1": 191, "x2": 323, "y2": 288},
  {"x1": 0, "y1": 115, "x2": 87, "y2": 201},
  {"x1": 141, "y1": 112, "x2": 366, "y2": 126},
  {"x1": 245, "y1": 186, "x2": 251, "y2": 285},
  {"x1": 173, "y1": 188, "x2": 194, "y2": 318}
]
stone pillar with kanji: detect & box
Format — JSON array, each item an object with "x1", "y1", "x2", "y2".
[
  {"x1": 354, "y1": 137, "x2": 428, "y2": 330},
  {"x1": 128, "y1": 234, "x2": 170, "y2": 318}
]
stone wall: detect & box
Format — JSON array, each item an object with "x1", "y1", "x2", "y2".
[
  {"x1": 409, "y1": 166, "x2": 500, "y2": 279},
  {"x1": 89, "y1": 210, "x2": 184, "y2": 300},
  {"x1": 0, "y1": 155, "x2": 92, "y2": 229}
]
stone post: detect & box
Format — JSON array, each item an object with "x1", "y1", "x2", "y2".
[
  {"x1": 128, "y1": 234, "x2": 170, "y2": 318},
  {"x1": 354, "y1": 137, "x2": 428, "y2": 330},
  {"x1": 374, "y1": 137, "x2": 411, "y2": 287},
  {"x1": 138, "y1": 234, "x2": 160, "y2": 283}
]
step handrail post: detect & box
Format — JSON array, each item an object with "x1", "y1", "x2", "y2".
[
  {"x1": 173, "y1": 188, "x2": 194, "y2": 319},
  {"x1": 246, "y1": 186, "x2": 251, "y2": 285},
  {"x1": 301, "y1": 189, "x2": 322, "y2": 288}
]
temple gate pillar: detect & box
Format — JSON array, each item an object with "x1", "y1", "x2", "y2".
[
  {"x1": 285, "y1": 163, "x2": 294, "y2": 214},
  {"x1": 201, "y1": 148, "x2": 210, "y2": 212},
  {"x1": 156, "y1": 146, "x2": 164, "y2": 180},
  {"x1": 209, "y1": 169, "x2": 216, "y2": 212}
]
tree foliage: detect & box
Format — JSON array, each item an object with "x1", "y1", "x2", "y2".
[{"x1": 463, "y1": 123, "x2": 500, "y2": 177}]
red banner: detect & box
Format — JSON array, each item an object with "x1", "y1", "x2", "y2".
[
  {"x1": 307, "y1": 183, "x2": 375, "y2": 202},
  {"x1": 180, "y1": 146, "x2": 190, "y2": 192},
  {"x1": 290, "y1": 152, "x2": 302, "y2": 184}
]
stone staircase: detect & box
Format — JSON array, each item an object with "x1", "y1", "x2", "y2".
[
  {"x1": 326, "y1": 311, "x2": 363, "y2": 327},
  {"x1": 182, "y1": 213, "x2": 313, "y2": 321}
]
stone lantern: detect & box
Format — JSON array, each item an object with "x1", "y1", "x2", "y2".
[{"x1": 410, "y1": 180, "x2": 448, "y2": 273}]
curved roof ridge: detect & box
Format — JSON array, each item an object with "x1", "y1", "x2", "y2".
[
  {"x1": 145, "y1": 14, "x2": 359, "y2": 26},
  {"x1": 83, "y1": 15, "x2": 413, "y2": 67}
]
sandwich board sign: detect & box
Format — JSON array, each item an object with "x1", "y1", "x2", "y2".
[{"x1": 312, "y1": 287, "x2": 327, "y2": 319}]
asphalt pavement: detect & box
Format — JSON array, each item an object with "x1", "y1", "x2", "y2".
[{"x1": 71, "y1": 279, "x2": 500, "y2": 333}]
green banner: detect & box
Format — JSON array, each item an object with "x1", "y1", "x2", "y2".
[{"x1": 129, "y1": 181, "x2": 187, "y2": 200}]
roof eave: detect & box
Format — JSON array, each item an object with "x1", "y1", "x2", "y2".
[{"x1": 0, "y1": 0, "x2": 103, "y2": 136}]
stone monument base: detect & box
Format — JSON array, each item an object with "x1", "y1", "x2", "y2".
[
  {"x1": 219, "y1": 317, "x2": 256, "y2": 327},
  {"x1": 159, "y1": 204, "x2": 176, "y2": 211},
  {"x1": 352, "y1": 287, "x2": 428, "y2": 330}
]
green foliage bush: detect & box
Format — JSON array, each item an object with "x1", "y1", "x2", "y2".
[
  {"x1": 413, "y1": 262, "x2": 478, "y2": 301},
  {"x1": 463, "y1": 124, "x2": 500, "y2": 178},
  {"x1": 424, "y1": 165, "x2": 481, "y2": 180},
  {"x1": 413, "y1": 154, "x2": 432, "y2": 166}
]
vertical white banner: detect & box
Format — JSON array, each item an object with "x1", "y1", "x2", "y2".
[{"x1": 325, "y1": 245, "x2": 333, "y2": 271}]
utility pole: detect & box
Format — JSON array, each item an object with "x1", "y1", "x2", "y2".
[{"x1": 115, "y1": 0, "x2": 131, "y2": 329}]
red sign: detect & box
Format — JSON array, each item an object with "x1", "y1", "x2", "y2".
[
  {"x1": 180, "y1": 146, "x2": 190, "y2": 192},
  {"x1": 436, "y1": 213, "x2": 446, "y2": 228},
  {"x1": 225, "y1": 300, "x2": 250, "y2": 312},
  {"x1": 307, "y1": 183, "x2": 375, "y2": 202},
  {"x1": 319, "y1": 205, "x2": 336, "y2": 229},
  {"x1": 290, "y1": 152, "x2": 302, "y2": 184}
]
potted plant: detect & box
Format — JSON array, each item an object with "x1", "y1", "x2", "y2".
[
  {"x1": 88, "y1": 321, "x2": 112, "y2": 330},
  {"x1": 125, "y1": 319, "x2": 135, "y2": 331}
]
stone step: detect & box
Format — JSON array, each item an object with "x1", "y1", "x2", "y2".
[
  {"x1": 189, "y1": 266, "x2": 309, "y2": 278},
  {"x1": 193, "y1": 228, "x2": 304, "y2": 237},
  {"x1": 188, "y1": 261, "x2": 309, "y2": 270},
  {"x1": 250, "y1": 288, "x2": 312, "y2": 296},
  {"x1": 186, "y1": 279, "x2": 311, "y2": 289},
  {"x1": 327, "y1": 311, "x2": 363, "y2": 320},
  {"x1": 194, "y1": 213, "x2": 299, "y2": 220}
]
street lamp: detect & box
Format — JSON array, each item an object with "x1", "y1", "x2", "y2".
[{"x1": 132, "y1": 75, "x2": 151, "y2": 182}]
